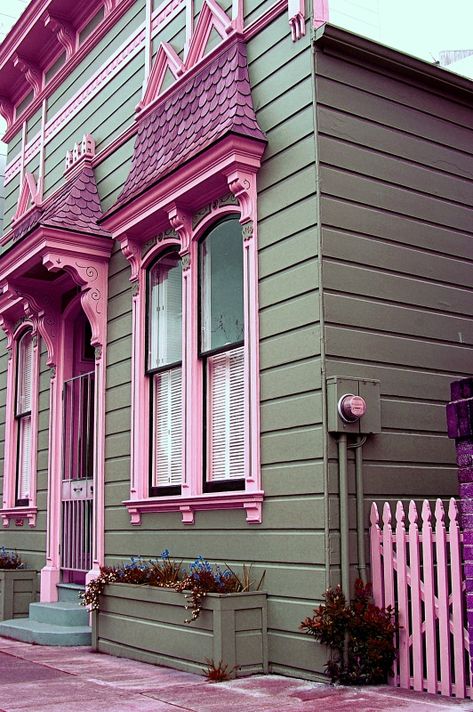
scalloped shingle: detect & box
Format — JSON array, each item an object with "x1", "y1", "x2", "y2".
[{"x1": 116, "y1": 38, "x2": 266, "y2": 206}]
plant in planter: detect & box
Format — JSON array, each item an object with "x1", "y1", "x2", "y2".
[
  {"x1": 0, "y1": 547, "x2": 24, "y2": 569},
  {"x1": 300, "y1": 579, "x2": 397, "y2": 685},
  {"x1": 0, "y1": 548, "x2": 36, "y2": 620},
  {"x1": 85, "y1": 550, "x2": 268, "y2": 678}
]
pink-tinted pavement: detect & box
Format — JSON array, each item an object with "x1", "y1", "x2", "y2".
[{"x1": 0, "y1": 639, "x2": 472, "y2": 712}]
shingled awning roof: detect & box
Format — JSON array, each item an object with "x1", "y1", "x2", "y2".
[
  {"x1": 11, "y1": 165, "x2": 111, "y2": 243},
  {"x1": 115, "y1": 38, "x2": 266, "y2": 208}
]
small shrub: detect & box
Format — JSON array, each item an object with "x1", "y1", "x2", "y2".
[
  {"x1": 0, "y1": 547, "x2": 24, "y2": 570},
  {"x1": 300, "y1": 579, "x2": 397, "y2": 685},
  {"x1": 203, "y1": 658, "x2": 237, "y2": 682}
]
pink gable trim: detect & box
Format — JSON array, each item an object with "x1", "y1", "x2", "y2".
[
  {"x1": 12, "y1": 172, "x2": 42, "y2": 223},
  {"x1": 185, "y1": 0, "x2": 234, "y2": 67},
  {"x1": 138, "y1": 42, "x2": 184, "y2": 110}
]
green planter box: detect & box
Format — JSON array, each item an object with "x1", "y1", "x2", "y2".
[
  {"x1": 93, "y1": 583, "x2": 268, "y2": 677},
  {"x1": 0, "y1": 569, "x2": 36, "y2": 620}
]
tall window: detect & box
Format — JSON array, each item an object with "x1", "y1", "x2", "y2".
[
  {"x1": 147, "y1": 252, "x2": 182, "y2": 495},
  {"x1": 200, "y1": 217, "x2": 245, "y2": 491},
  {"x1": 15, "y1": 329, "x2": 34, "y2": 506}
]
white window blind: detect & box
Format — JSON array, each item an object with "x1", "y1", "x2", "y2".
[
  {"x1": 17, "y1": 415, "x2": 32, "y2": 500},
  {"x1": 16, "y1": 331, "x2": 34, "y2": 502},
  {"x1": 207, "y1": 346, "x2": 244, "y2": 481},
  {"x1": 152, "y1": 366, "x2": 182, "y2": 487},
  {"x1": 149, "y1": 256, "x2": 182, "y2": 369},
  {"x1": 16, "y1": 331, "x2": 33, "y2": 415}
]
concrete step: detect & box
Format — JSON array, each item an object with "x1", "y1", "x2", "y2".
[
  {"x1": 57, "y1": 584, "x2": 84, "y2": 603},
  {"x1": 29, "y1": 602, "x2": 89, "y2": 627},
  {"x1": 0, "y1": 618, "x2": 91, "y2": 646}
]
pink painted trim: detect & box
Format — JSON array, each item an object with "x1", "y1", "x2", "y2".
[
  {"x1": 2, "y1": 0, "x2": 137, "y2": 144},
  {"x1": 0, "y1": 312, "x2": 40, "y2": 524},
  {"x1": 124, "y1": 491, "x2": 264, "y2": 525},
  {"x1": 1, "y1": 507, "x2": 37, "y2": 528},
  {"x1": 4, "y1": 0, "x2": 186, "y2": 184},
  {"x1": 244, "y1": 0, "x2": 287, "y2": 41},
  {"x1": 313, "y1": 0, "x2": 329, "y2": 28}
]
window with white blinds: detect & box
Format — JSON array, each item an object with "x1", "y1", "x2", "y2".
[
  {"x1": 15, "y1": 330, "x2": 34, "y2": 503},
  {"x1": 152, "y1": 367, "x2": 182, "y2": 488},
  {"x1": 200, "y1": 217, "x2": 245, "y2": 489},
  {"x1": 147, "y1": 252, "x2": 183, "y2": 493},
  {"x1": 206, "y1": 346, "x2": 244, "y2": 481}
]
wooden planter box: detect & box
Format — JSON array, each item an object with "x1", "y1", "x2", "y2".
[
  {"x1": 93, "y1": 583, "x2": 268, "y2": 677},
  {"x1": 0, "y1": 569, "x2": 36, "y2": 620}
]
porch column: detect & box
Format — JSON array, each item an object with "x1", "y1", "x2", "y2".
[{"x1": 447, "y1": 376, "x2": 473, "y2": 666}]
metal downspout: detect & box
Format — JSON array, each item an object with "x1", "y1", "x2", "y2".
[
  {"x1": 355, "y1": 439, "x2": 367, "y2": 583},
  {"x1": 338, "y1": 433, "x2": 349, "y2": 597}
]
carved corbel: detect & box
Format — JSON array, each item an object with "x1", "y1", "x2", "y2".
[
  {"x1": 13, "y1": 55, "x2": 42, "y2": 97},
  {"x1": 44, "y1": 14, "x2": 77, "y2": 59},
  {"x1": 225, "y1": 169, "x2": 257, "y2": 224},
  {"x1": 120, "y1": 235, "x2": 141, "y2": 283},
  {"x1": 21, "y1": 291, "x2": 59, "y2": 368},
  {"x1": 42, "y1": 254, "x2": 108, "y2": 349},
  {"x1": 103, "y1": 0, "x2": 117, "y2": 16},
  {"x1": 0, "y1": 96, "x2": 14, "y2": 132},
  {"x1": 288, "y1": 0, "x2": 305, "y2": 41},
  {"x1": 167, "y1": 204, "x2": 193, "y2": 257}
]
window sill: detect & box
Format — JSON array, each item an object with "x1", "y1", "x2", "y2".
[
  {"x1": 124, "y1": 490, "x2": 264, "y2": 525},
  {"x1": 1, "y1": 507, "x2": 37, "y2": 528}
]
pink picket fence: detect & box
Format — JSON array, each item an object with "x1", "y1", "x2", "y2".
[{"x1": 370, "y1": 498, "x2": 472, "y2": 699}]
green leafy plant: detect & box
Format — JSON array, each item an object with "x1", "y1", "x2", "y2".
[
  {"x1": 203, "y1": 658, "x2": 238, "y2": 682},
  {"x1": 300, "y1": 579, "x2": 397, "y2": 685},
  {"x1": 0, "y1": 546, "x2": 24, "y2": 569},
  {"x1": 81, "y1": 551, "x2": 265, "y2": 623}
]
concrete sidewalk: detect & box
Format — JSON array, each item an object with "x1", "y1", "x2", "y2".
[{"x1": 0, "y1": 638, "x2": 472, "y2": 712}]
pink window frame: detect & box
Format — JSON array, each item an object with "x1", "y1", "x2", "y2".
[
  {"x1": 1, "y1": 320, "x2": 40, "y2": 528},
  {"x1": 124, "y1": 204, "x2": 262, "y2": 525}
]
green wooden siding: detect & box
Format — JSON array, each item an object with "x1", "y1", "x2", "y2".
[{"x1": 314, "y1": 39, "x2": 473, "y2": 587}]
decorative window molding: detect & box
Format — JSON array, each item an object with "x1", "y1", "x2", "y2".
[
  {"x1": 0, "y1": 300, "x2": 40, "y2": 528},
  {"x1": 109, "y1": 148, "x2": 264, "y2": 525}
]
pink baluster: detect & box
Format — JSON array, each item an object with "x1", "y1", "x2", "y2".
[
  {"x1": 421, "y1": 500, "x2": 437, "y2": 694},
  {"x1": 395, "y1": 501, "x2": 409, "y2": 688},
  {"x1": 382, "y1": 503, "x2": 395, "y2": 611},
  {"x1": 409, "y1": 500, "x2": 423, "y2": 691},
  {"x1": 435, "y1": 499, "x2": 452, "y2": 696},
  {"x1": 370, "y1": 502, "x2": 383, "y2": 608}
]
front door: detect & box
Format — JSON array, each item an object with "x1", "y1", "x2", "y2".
[{"x1": 60, "y1": 312, "x2": 95, "y2": 584}]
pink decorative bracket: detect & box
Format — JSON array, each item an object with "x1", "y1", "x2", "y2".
[
  {"x1": 288, "y1": 0, "x2": 305, "y2": 41},
  {"x1": 42, "y1": 253, "x2": 108, "y2": 348},
  {"x1": 13, "y1": 55, "x2": 42, "y2": 97},
  {"x1": 225, "y1": 169, "x2": 257, "y2": 224},
  {"x1": 0, "y1": 96, "x2": 14, "y2": 132},
  {"x1": 44, "y1": 14, "x2": 77, "y2": 60}
]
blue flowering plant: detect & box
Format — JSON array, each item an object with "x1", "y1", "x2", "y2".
[
  {"x1": 81, "y1": 550, "x2": 264, "y2": 622},
  {"x1": 0, "y1": 546, "x2": 24, "y2": 570}
]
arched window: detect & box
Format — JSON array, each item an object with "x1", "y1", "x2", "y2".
[
  {"x1": 147, "y1": 251, "x2": 183, "y2": 495},
  {"x1": 199, "y1": 217, "x2": 245, "y2": 490},
  {"x1": 15, "y1": 329, "x2": 34, "y2": 506}
]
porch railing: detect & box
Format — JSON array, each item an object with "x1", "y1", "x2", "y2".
[{"x1": 370, "y1": 498, "x2": 472, "y2": 699}]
